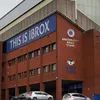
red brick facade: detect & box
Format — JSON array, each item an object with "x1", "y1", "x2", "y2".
[{"x1": 1, "y1": 13, "x2": 100, "y2": 100}]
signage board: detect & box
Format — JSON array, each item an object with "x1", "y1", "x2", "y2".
[
  {"x1": 66, "y1": 58, "x2": 76, "y2": 73},
  {"x1": 6, "y1": 14, "x2": 56, "y2": 53},
  {"x1": 62, "y1": 29, "x2": 79, "y2": 47}
]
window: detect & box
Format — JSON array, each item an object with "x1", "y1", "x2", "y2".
[
  {"x1": 72, "y1": 94, "x2": 79, "y2": 97},
  {"x1": 43, "y1": 46, "x2": 49, "y2": 54},
  {"x1": 35, "y1": 92, "x2": 42, "y2": 95},
  {"x1": 29, "y1": 69, "x2": 34, "y2": 76},
  {"x1": 41, "y1": 92, "x2": 48, "y2": 95},
  {"x1": 29, "y1": 51, "x2": 34, "y2": 59},
  {"x1": 37, "y1": 68, "x2": 40, "y2": 75},
  {"x1": 18, "y1": 56, "x2": 22, "y2": 63},
  {"x1": 8, "y1": 76, "x2": 11, "y2": 81},
  {"x1": 23, "y1": 71, "x2": 27, "y2": 78},
  {"x1": 52, "y1": 43, "x2": 56, "y2": 51},
  {"x1": 45, "y1": 46, "x2": 49, "y2": 53},
  {"x1": 12, "y1": 58, "x2": 16, "y2": 64},
  {"x1": 8, "y1": 61, "x2": 11, "y2": 66},
  {"x1": 44, "y1": 65, "x2": 49, "y2": 73},
  {"x1": 37, "y1": 49, "x2": 40, "y2": 56},
  {"x1": 23, "y1": 54, "x2": 27, "y2": 60},
  {"x1": 52, "y1": 63, "x2": 56, "y2": 71},
  {"x1": 8, "y1": 58, "x2": 16, "y2": 66},
  {"x1": 18, "y1": 73, "x2": 21, "y2": 79},
  {"x1": 2, "y1": 77, "x2": 4, "y2": 82},
  {"x1": 79, "y1": 94, "x2": 85, "y2": 98}
]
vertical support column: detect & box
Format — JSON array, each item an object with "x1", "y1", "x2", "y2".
[
  {"x1": 5, "y1": 49, "x2": 9, "y2": 100},
  {"x1": 0, "y1": 83, "x2": 1, "y2": 100},
  {"x1": 5, "y1": 89, "x2": 9, "y2": 100},
  {"x1": 0, "y1": 42, "x2": 2, "y2": 100},
  {"x1": 15, "y1": 87, "x2": 19, "y2": 96},
  {"x1": 40, "y1": 47, "x2": 45, "y2": 91},
  {"x1": 15, "y1": 55, "x2": 18, "y2": 96},
  {"x1": 56, "y1": 79, "x2": 62, "y2": 100},
  {"x1": 27, "y1": 52, "x2": 30, "y2": 92},
  {"x1": 27, "y1": 85, "x2": 30, "y2": 92},
  {"x1": 40, "y1": 83, "x2": 45, "y2": 91}
]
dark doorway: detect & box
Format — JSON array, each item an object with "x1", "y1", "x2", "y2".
[
  {"x1": 44, "y1": 81, "x2": 56, "y2": 100},
  {"x1": 9, "y1": 88, "x2": 15, "y2": 100},
  {"x1": 62, "y1": 80, "x2": 83, "y2": 96},
  {"x1": 30, "y1": 84, "x2": 40, "y2": 91},
  {"x1": 19, "y1": 86, "x2": 26, "y2": 94},
  {"x1": 2, "y1": 89, "x2": 5, "y2": 100}
]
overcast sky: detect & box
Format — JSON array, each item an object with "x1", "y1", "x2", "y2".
[{"x1": 0, "y1": 0, "x2": 23, "y2": 18}]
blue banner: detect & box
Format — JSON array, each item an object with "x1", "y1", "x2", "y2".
[{"x1": 6, "y1": 14, "x2": 56, "y2": 53}]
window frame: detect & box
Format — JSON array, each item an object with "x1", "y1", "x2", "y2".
[
  {"x1": 17, "y1": 56, "x2": 22, "y2": 63},
  {"x1": 29, "y1": 51, "x2": 35, "y2": 59},
  {"x1": 52, "y1": 63, "x2": 56, "y2": 71},
  {"x1": 37, "y1": 68, "x2": 40, "y2": 75},
  {"x1": 18, "y1": 73, "x2": 21, "y2": 79},
  {"x1": 37, "y1": 49, "x2": 40, "y2": 56},
  {"x1": 23, "y1": 54, "x2": 27, "y2": 60},
  {"x1": 29, "y1": 69, "x2": 34, "y2": 76},
  {"x1": 23, "y1": 71, "x2": 27, "y2": 78},
  {"x1": 44, "y1": 65, "x2": 49, "y2": 73},
  {"x1": 52, "y1": 43, "x2": 56, "y2": 51},
  {"x1": 8, "y1": 76, "x2": 11, "y2": 81},
  {"x1": 43, "y1": 46, "x2": 49, "y2": 54}
]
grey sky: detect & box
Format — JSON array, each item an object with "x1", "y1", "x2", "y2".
[{"x1": 0, "y1": 0, "x2": 23, "y2": 18}]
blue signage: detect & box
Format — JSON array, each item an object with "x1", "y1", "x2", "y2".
[
  {"x1": 6, "y1": 14, "x2": 56, "y2": 53},
  {"x1": 66, "y1": 58, "x2": 76, "y2": 73},
  {"x1": 66, "y1": 66, "x2": 76, "y2": 73},
  {"x1": 68, "y1": 84, "x2": 82, "y2": 90}
]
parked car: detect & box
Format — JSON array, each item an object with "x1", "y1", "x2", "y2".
[
  {"x1": 62, "y1": 93, "x2": 91, "y2": 100},
  {"x1": 11, "y1": 95, "x2": 20, "y2": 100},
  {"x1": 18, "y1": 92, "x2": 29, "y2": 100},
  {"x1": 11, "y1": 93, "x2": 27, "y2": 100},
  {"x1": 25, "y1": 91, "x2": 53, "y2": 100}
]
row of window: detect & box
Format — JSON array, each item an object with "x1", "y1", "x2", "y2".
[
  {"x1": 8, "y1": 43, "x2": 56, "y2": 66},
  {"x1": 7, "y1": 63, "x2": 56, "y2": 81}
]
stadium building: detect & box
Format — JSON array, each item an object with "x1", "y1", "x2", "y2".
[
  {"x1": 77, "y1": 0, "x2": 100, "y2": 26},
  {"x1": 0, "y1": 0, "x2": 100, "y2": 100}
]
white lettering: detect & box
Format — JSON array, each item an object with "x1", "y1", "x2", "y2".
[
  {"x1": 10, "y1": 36, "x2": 21, "y2": 49},
  {"x1": 35, "y1": 27, "x2": 39, "y2": 36},
  {"x1": 9, "y1": 20, "x2": 50, "y2": 50},
  {"x1": 24, "y1": 32, "x2": 27, "y2": 42},
  {"x1": 22, "y1": 32, "x2": 27, "y2": 43},
  {"x1": 18, "y1": 36, "x2": 21, "y2": 45},
  {"x1": 28, "y1": 20, "x2": 50, "y2": 41},
  {"x1": 29, "y1": 30, "x2": 31, "y2": 40},
  {"x1": 45, "y1": 20, "x2": 50, "y2": 32},
  {"x1": 10, "y1": 40, "x2": 13, "y2": 49},
  {"x1": 31, "y1": 29, "x2": 35, "y2": 39},
  {"x1": 39, "y1": 24, "x2": 45, "y2": 35}
]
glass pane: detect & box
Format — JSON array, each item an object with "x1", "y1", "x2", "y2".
[
  {"x1": 52, "y1": 64, "x2": 56, "y2": 71},
  {"x1": 52, "y1": 43, "x2": 56, "y2": 50}
]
